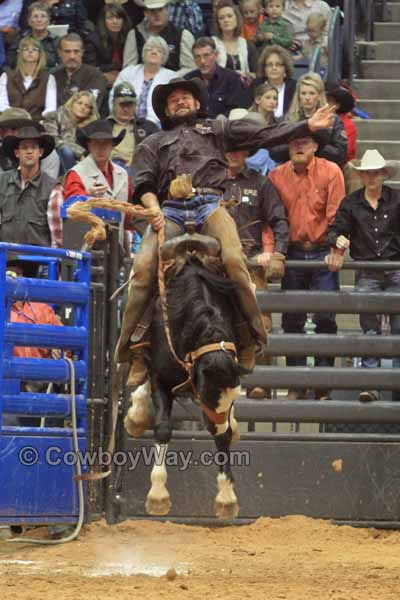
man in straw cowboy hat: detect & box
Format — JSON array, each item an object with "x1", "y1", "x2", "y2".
[
  {"x1": 326, "y1": 149, "x2": 400, "y2": 403},
  {"x1": 115, "y1": 75, "x2": 336, "y2": 386},
  {"x1": 0, "y1": 123, "x2": 63, "y2": 248}
]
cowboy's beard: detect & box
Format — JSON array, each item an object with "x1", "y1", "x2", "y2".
[{"x1": 167, "y1": 110, "x2": 199, "y2": 128}]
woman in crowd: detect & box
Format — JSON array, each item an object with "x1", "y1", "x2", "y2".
[
  {"x1": 247, "y1": 82, "x2": 279, "y2": 175},
  {"x1": 270, "y1": 71, "x2": 347, "y2": 165},
  {"x1": 43, "y1": 90, "x2": 99, "y2": 173},
  {"x1": 212, "y1": 0, "x2": 257, "y2": 82},
  {"x1": 84, "y1": 3, "x2": 132, "y2": 89},
  {"x1": 7, "y1": 2, "x2": 59, "y2": 70},
  {"x1": 0, "y1": 36, "x2": 56, "y2": 120},
  {"x1": 85, "y1": 0, "x2": 144, "y2": 28},
  {"x1": 110, "y1": 36, "x2": 175, "y2": 127},
  {"x1": 254, "y1": 44, "x2": 296, "y2": 117},
  {"x1": 19, "y1": 0, "x2": 88, "y2": 36}
]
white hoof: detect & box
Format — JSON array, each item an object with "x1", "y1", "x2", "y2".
[
  {"x1": 215, "y1": 472, "x2": 239, "y2": 519},
  {"x1": 146, "y1": 493, "x2": 172, "y2": 516},
  {"x1": 124, "y1": 382, "x2": 152, "y2": 438}
]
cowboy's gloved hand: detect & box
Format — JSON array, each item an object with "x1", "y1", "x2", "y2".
[
  {"x1": 267, "y1": 252, "x2": 286, "y2": 280},
  {"x1": 325, "y1": 248, "x2": 344, "y2": 272},
  {"x1": 169, "y1": 174, "x2": 194, "y2": 199},
  {"x1": 336, "y1": 235, "x2": 350, "y2": 251},
  {"x1": 149, "y1": 209, "x2": 165, "y2": 232},
  {"x1": 256, "y1": 252, "x2": 272, "y2": 268}
]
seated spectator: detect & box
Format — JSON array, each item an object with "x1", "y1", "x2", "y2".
[
  {"x1": 185, "y1": 36, "x2": 251, "y2": 117},
  {"x1": 293, "y1": 12, "x2": 328, "y2": 69},
  {"x1": 63, "y1": 118, "x2": 132, "y2": 203},
  {"x1": 212, "y1": 0, "x2": 258, "y2": 82},
  {"x1": 169, "y1": 0, "x2": 204, "y2": 38},
  {"x1": 0, "y1": 0, "x2": 22, "y2": 48},
  {"x1": 0, "y1": 125, "x2": 63, "y2": 248},
  {"x1": 42, "y1": 90, "x2": 99, "y2": 173},
  {"x1": 283, "y1": 0, "x2": 331, "y2": 49},
  {"x1": 240, "y1": 0, "x2": 264, "y2": 42},
  {"x1": 0, "y1": 106, "x2": 61, "y2": 179},
  {"x1": 123, "y1": 0, "x2": 196, "y2": 75},
  {"x1": 107, "y1": 82, "x2": 158, "y2": 172},
  {"x1": 269, "y1": 133, "x2": 345, "y2": 401},
  {"x1": 325, "y1": 150, "x2": 400, "y2": 403},
  {"x1": 0, "y1": 36, "x2": 57, "y2": 120},
  {"x1": 225, "y1": 107, "x2": 289, "y2": 399},
  {"x1": 270, "y1": 72, "x2": 347, "y2": 165},
  {"x1": 254, "y1": 0, "x2": 293, "y2": 51},
  {"x1": 254, "y1": 44, "x2": 296, "y2": 116},
  {"x1": 86, "y1": 0, "x2": 144, "y2": 28},
  {"x1": 110, "y1": 36, "x2": 175, "y2": 126},
  {"x1": 19, "y1": 0, "x2": 88, "y2": 36},
  {"x1": 246, "y1": 82, "x2": 278, "y2": 174},
  {"x1": 83, "y1": 3, "x2": 132, "y2": 89},
  {"x1": 53, "y1": 33, "x2": 108, "y2": 114},
  {"x1": 7, "y1": 2, "x2": 59, "y2": 70}
]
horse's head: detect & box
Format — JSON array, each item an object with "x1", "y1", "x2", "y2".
[{"x1": 194, "y1": 350, "x2": 248, "y2": 407}]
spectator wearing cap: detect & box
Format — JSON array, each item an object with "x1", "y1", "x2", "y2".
[
  {"x1": 108, "y1": 82, "x2": 158, "y2": 172},
  {"x1": 269, "y1": 133, "x2": 345, "y2": 401},
  {"x1": 325, "y1": 150, "x2": 400, "y2": 403},
  {"x1": 123, "y1": 0, "x2": 196, "y2": 75},
  {"x1": 43, "y1": 90, "x2": 100, "y2": 173},
  {"x1": 53, "y1": 33, "x2": 108, "y2": 115},
  {"x1": 19, "y1": 0, "x2": 88, "y2": 36},
  {"x1": 184, "y1": 36, "x2": 251, "y2": 117},
  {"x1": 110, "y1": 35, "x2": 175, "y2": 126},
  {"x1": 7, "y1": 2, "x2": 59, "y2": 70},
  {"x1": 225, "y1": 107, "x2": 289, "y2": 399},
  {"x1": 83, "y1": 3, "x2": 132, "y2": 89},
  {"x1": 0, "y1": 125, "x2": 63, "y2": 248},
  {"x1": 0, "y1": 106, "x2": 61, "y2": 180},
  {"x1": 63, "y1": 119, "x2": 132, "y2": 204}
]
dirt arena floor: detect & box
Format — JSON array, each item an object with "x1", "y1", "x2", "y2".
[{"x1": 1, "y1": 516, "x2": 400, "y2": 600}]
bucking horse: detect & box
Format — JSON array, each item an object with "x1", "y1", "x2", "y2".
[{"x1": 68, "y1": 198, "x2": 248, "y2": 519}]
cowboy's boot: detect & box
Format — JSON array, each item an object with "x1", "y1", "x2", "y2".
[{"x1": 126, "y1": 344, "x2": 150, "y2": 389}]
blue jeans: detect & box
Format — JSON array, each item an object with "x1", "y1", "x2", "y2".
[
  {"x1": 355, "y1": 269, "x2": 400, "y2": 375},
  {"x1": 282, "y1": 246, "x2": 339, "y2": 367},
  {"x1": 57, "y1": 145, "x2": 77, "y2": 174},
  {"x1": 162, "y1": 195, "x2": 220, "y2": 230}
]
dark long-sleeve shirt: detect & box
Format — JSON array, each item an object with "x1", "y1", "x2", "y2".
[
  {"x1": 226, "y1": 167, "x2": 289, "y2": 256},
  {"x1": 132, "y1": 116, "x2": 312, "y2": 203},
  {"x1": 326, "y1": 185, "x2": 400, "y2": 261}
]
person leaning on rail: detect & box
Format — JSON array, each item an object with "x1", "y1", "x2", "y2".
[{"x1": 325, "y1": 150, "x2": 400, "y2": 404}]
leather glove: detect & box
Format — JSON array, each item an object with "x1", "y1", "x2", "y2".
[
  {"x1": 325, "y1": 248, "x2": 344, "y2": 272},
  {"x1": 267, "y1": 252, "x2": 286, "y2": 280},
  {"x1": 169, "y1": 174, "x2": 194, "y2": 199}
]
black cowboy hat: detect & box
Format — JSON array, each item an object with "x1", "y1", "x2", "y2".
[
  {"x1": 325, "y1": 83, "x2": 355, "y2": 115},
  {"x1": 7, "y1": 253, "x2": 40, "y2": 278},
  {"x1": 2, "y1": 125, "x2": 55, "y2": 160},
  {"x1": 76, "y1": 119, "x2": 126, "y2": 150},
  {"x1": 152, "y1": 77, "x2": 208, "y2": 124}
]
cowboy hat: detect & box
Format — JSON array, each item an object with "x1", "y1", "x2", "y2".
[
  {"x1": 0, "y1": 107, "x2": 33, "y2": 130},
  {"x1": 76, "y1": 119, "x2": 126, "y2": 149},
  {"x1": 2, "y1": 125, "x2": 55, "y2": 160},
  {"x1": 325, "y1": 83, "x2": 355, "y2": 115},
  {"x1": 152, "y1": 77, "x2": 208, "y2": 125},
  {"x1": 350, "y1": 149, "x2": 399, "y2": 179},
  {"x1": 143, "y1": 0, "x2": 170, "y2": 9},
  {"x1": 6, "y1": 253, "x2": 40, "y2": 278}
]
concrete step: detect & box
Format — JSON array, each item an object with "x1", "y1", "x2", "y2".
[
  {"x1": 357, "y1": 139, "x2": 400, "y2": 159},
  {"x1": 353, "y1": 78, "x2": 400, "y2": 98},
  {"x1": 355, "y1": 119, "x2": 400, "y2": 140},
  {"x1": 374, "y1": 21, "x2": 400, "y2": 41},
  {"x1": 361, "y1": 60, "x2": 400, "y2": 78},
  {"x1": 387, "y1": 180, "x2": 400, "y2": 189},
  {"x1": 357, "y1": 40, "x2": 400, "y2": 60},
  {"x1": 357, "y1": 99, "x2": 400, "y2": 119},
  {"x1": 386, "y1": 2, "x2": 400, "y2": 19}
]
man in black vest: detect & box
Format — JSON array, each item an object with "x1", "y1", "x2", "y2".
[
  {"x1": 123, "y1": 0, "x2": 196, "y2": 74},
  {"x1": 0, "y1": 126, "x2": 63, "y2": 249}
]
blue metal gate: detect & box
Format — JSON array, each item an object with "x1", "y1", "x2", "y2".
[{"x1": 0, "y1": 242, "x2": 90, "y2": 525}]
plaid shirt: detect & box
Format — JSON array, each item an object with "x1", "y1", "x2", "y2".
[{"x1": 168, "y1": 0, "x2": 204, "y2": 37}]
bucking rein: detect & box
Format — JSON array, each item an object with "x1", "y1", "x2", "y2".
[{"x1": 67, "y1": 195, "x2": 238, "y2": 481}]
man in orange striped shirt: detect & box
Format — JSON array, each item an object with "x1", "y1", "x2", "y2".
[{"x1": 269, "y1": 135, "x2": 345, "y2": 400}]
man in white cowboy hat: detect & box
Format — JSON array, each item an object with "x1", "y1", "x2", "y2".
[
  {"x1": 0, "y1": 124, "x2": 63, "y2": 248},
  {"x1": 122, "y1": 0, "x2": 196, "y2": 75},
  {"x1": 63, "y1": 118, "x2": 132, "y2": 202},
  {"x1": 326, "y1": 149, "x2": 400, "y2": 403},
  {"x1": 115, "y1": 75, "x2": 336, "y2": 386}
]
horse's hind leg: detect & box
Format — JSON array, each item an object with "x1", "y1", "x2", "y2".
[{"x1": 145, "y1": 374, "x2": 173, "y2": 516}]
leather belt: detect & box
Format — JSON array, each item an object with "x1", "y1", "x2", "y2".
[{"x1": 290, "y1": 241, "x2": 328, "y2": 251}]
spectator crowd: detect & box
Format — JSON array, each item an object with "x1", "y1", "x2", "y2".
[{"x1": 0, "y1": 0, "x2": 399, "y2": 405}]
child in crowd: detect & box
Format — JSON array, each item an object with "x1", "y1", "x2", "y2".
[
  {"x1": 254, "y1": 0, "x2": 293, "y2": 50},
  {"x1": 293, "y1": 12, "x2": 328, "y2": 68},
  {"x1": 246, "y1": 82, "x2": 278, "y2": 175},
  {"x1": 240, "y1": 0, "x2": 264, "y2": 42}
]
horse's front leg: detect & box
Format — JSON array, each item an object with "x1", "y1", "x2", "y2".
[{"x1": 145, "y1": 373, "x2": 173, "y2": 516}]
